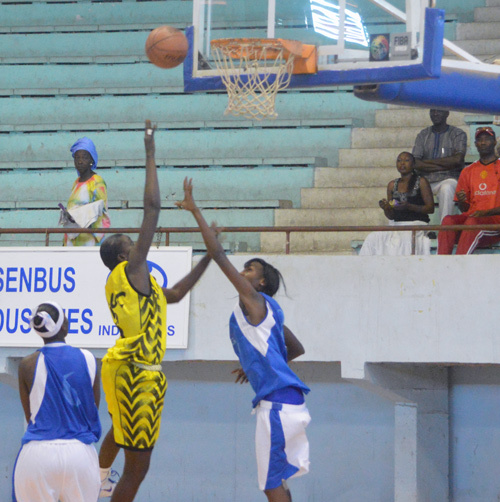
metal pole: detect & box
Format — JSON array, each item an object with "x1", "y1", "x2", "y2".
[
  {"x1": 268, "y1": 0, "x2": 276, "y2": 38},
  {"x1": 338, "y1": 0, "x2": 346, "y2": 54}
]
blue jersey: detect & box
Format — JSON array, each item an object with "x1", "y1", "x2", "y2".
[
  {"x1": 229, "y1": 293, "x2": 310, "y2": 408},
  {"x1": 21, "y1": 343, "x2": 101, "y2": 445}
]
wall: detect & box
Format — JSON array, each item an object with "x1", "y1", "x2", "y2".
[
  {"x1": 1, "y1": 254, "x2": 500, "y2": 500},
  {"x1": 1, "y1": 362, "x2": 396, "y2": 502},
  {"x1": 449, "y1": 366, "x2": 500, "y2": 502}
]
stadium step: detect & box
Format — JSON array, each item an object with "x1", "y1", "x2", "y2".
[
  {"x1": 474, "y1": 6, "x2": 500, "y2": 23},
  {"x1": 351, "y1": 126, "x2": 470, "y2": 149},
  {"x1": 338, "y1": 148, "x2": 411, "y2": 168},
  {"x1": 301, "y1": 187, "x2": 383, "y2": 209},
  {"x1": 374, "y1": 109, "x2": 467, "y2": 128},
  {"x1": 261, "y1": 231, "x2": 370, "y2": 254},
  {"x1": 261, "y1": 208, "x2": 386, "y2": 253},
  {"x1": 314, "y1": 167, "x2": 394, "y2": 188},
  {"x1": 456, "y1": 21, "x2": 500, "y2": 41},
  {"x1": 271, "y1": 208, "x2": 386, "y2": 227},
  {"x1": 453, "y1": 38, "x2": 500, "y2": 57}
]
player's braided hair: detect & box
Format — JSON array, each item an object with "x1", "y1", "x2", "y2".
[{"x1": 244, "y1": 258, "x2": 285, "y2": 297}]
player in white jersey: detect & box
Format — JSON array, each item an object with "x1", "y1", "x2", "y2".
[
  {"x1": 177, "y1": 178, "x2": 310, "y2": 502},
  {"x1": 13, "y1": 302, "x2": 101, "y2": 502}
]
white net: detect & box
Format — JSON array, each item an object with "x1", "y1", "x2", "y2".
[{"x1": 211, "y1": 39, "x2": 296, "y2": 120}]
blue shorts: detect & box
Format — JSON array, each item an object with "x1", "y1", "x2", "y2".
[{"x1": 254, "y1": 400, "x2": 311, "y2": 491}]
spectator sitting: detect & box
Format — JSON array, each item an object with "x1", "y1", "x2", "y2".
[
  {"x1": 359, "y1": 151, "x2": 435, "y2": 256},
  {"x1": 438, "y1": 126, "x2": 500, "y2": 255},
  {"x1": 412, "y1": 109, "x2": 467, "y2": 222},
  {"x1": 61, "y1": 137, "x2": 110, "y2": 246}
]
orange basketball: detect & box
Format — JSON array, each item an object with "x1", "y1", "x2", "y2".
[{"x1": 145, "y1": 26, "x2": 188, "y2": 69}]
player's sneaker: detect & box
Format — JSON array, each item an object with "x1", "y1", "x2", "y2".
[{"x1": 99, "y1": 469, "x2": 120, "y2": 498}]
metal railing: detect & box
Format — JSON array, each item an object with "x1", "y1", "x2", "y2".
[{"x1": 2, "y1": 224, "x2": 500, "y2": 254}]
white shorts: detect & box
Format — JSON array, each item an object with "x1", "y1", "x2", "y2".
[
  {"x1": 13, "y1": 439, "x2": 100, "y2": 502},
  {"x1": 255, "y1": 400, "x2": 311, "y2": 491}
]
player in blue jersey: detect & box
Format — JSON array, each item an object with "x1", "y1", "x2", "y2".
[
  {"x1": 13, "y1": 301, "x2": 101, "y2": 502},
  {"x1": 177, "y1": 177, "x2": 310, "y2": 502}
]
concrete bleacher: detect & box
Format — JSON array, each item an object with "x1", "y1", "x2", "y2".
[
  {"x1": 0, "y1": 1, "x2": 190, "y2": 32},
  {"x1": 0, "y1": 165, "x2": 308, "y2": 249},
  {"x1": 0, "y1": 128, "x2": 346, "y2": 168},
  {"x1": 260, "y1": 106, "x2": 500, "y2": 255},
  {"x1": 258, "y1": 0, "x2": 500, "y2": 255},
  {"x1": 2, "y1": 0, "x2": 496, "y2": 256},
  {"x1": 0, "y1": 94, "x2": 364, "y2": 131},
  {"x1": 0, "y1": 0, "x2": 381, "y2": 251}
]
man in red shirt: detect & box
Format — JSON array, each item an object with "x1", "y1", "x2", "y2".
[{"x1": 438, "y1": 126, "x2": 500, "y2": 254}]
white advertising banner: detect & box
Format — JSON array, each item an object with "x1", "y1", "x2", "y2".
[{"x1": 0, "y1": 247, "x2": 192, "y2": 349}]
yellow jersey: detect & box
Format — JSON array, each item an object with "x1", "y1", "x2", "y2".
[{"x1": 103, "y1": 261, "x2": 167, "y2": 365}]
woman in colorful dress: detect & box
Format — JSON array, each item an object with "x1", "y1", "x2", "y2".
[{"x1": 63, "y1": 137, "x2": 111, "y2": 246}]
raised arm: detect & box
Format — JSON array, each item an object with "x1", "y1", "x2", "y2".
[
  {"x1": 126, "y1": 120, "x2": 161, "y2": 294},
  {"x1": 176, "y1": 177, "x2": 266, "y2": 325},
  {"x1": 162, "y1": 254, "x2": 211, "y2": 304}
]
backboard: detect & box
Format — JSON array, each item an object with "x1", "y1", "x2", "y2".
[{"x1": 184, "y1": 0, "x2": 444, "y2": 92}]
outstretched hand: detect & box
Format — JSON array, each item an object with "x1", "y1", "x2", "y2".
[
  {"x1": 175, "y1": 177, "x2": 198, "y2": 212},
  {"x1": 144, "y1": 119, "x2": 156, "y2": 156}
]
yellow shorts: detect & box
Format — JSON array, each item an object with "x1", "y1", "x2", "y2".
[{"x1": 101, "y1": 359, "x2": 167, "y2": 450}]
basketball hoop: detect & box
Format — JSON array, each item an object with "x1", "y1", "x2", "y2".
[{"x1": 211, "y1": 38, "x2": 316, "y2": 120}]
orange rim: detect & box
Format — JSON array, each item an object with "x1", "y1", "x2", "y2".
[{"x1": 211, "y1": 38, "x2": 317, "y2": 74}]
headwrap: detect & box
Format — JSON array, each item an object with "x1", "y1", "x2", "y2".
[
  {"x1": 70, "y1": 137, "x2": 98, "y2": 170},
  {"x1": 30, "y1": 302, "x2": 65, "y2": 339}
]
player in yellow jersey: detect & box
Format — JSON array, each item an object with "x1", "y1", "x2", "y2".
[{"x1": 97, "y1": 120, "x2": 212, "y2": 502}]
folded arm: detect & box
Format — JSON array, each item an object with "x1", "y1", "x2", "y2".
[{"x1": 414, "y1": 152, "x2": 464, "y2": 172}]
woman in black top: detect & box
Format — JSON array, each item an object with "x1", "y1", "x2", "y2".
[{"x1": 360, "y1": 151, "x2": 435, "y2": 255}]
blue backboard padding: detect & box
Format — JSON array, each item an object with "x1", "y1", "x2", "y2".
[
  {"x1": 184, "y1": 8, "x2": 444, "y2": 92},
  {"x1": 354, "y1": 68, "x2": 500, "y2": 114}
]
